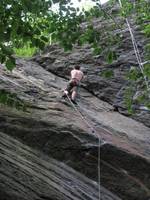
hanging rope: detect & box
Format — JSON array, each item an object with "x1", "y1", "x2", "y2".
[
  {"x1": 98, "y1": 137, "x2": 101, "y2": 200},
  {"x1": 66, "y1": 94, "x2": 95, "y2": 134},
  {"x1": 118, "y1": 0, "x2": 150, "y2": 92},
  {"x1": 65, "y1": 94, "x2": 101, "y2": 200},
  {"x1": 98, "y1": 0, "x2": 150, "y2": 92}
]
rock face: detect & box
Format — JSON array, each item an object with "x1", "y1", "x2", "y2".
[
  {"x1": 32, "y1": 14, "x2": 150, "y2": 128},
  {"x1": 0, "y1": 3, "x2": 150, "y2": 199},
  {"x1": 0, "y1": 57, "x2": 150, "y2": 200},
  {"x1": 1, "y1": 131, "x2": 120, "y2": 200}
]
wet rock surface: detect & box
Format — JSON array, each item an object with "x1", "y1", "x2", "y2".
[{"x1": 0, "y1": 58, "x2": 150, "y2": 200}]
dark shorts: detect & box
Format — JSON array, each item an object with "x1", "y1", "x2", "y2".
[{"x1": 66, "y1": 79, "x2": 79, "y2": 94}]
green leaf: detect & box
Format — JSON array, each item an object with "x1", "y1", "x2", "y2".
[
  {"x1": 6, "y1": 57, "x2": 16, "y2": 71},
  {"x1": 60, "y1": 5, "x2": 68, "y2": 12},
  {"x1": 143, "y1": 24, "x2": 150, "y2": 37},
  {"x1": 32, "y1": 38, "x2": 41, "y2": 47},
  {"x1": 136, "y1": 94, "x2": 147, "y2": 104},
  {"x1": 0, "y1": 90, "x2": 27, "y2": 111},
  {"x1": 1, "y1": 45, "x2": 14, "y2": 56},
  {"x1": 0, "y1": 54, "x2": 6, "y2": 63},
  {"x1": 106, "y1": 51, "x2": 117, "y2": 64},
  {"x1": 0, "y1": 91, "x2": 8, "y2": 104},
  {"x1": 68, "y1": 6, "x2": 76, "y2": 12},
  {"x1": 39, "y1": 40, "x2": 45, "y2": 50},
  {"x1": 40, "y1": 35, "x2": 49, "y2": 43},
  {"x1": 101, "y1": 70, "x2": 114, "y2": 78},
  {"x1": 128, "y1": 67, "x2": 140, "y2": 81},
  {"x1": 144, "y1": 63, "x2": 150, "y2": 78},
  {"x1": 124, "y1": 87, "x2": 134, "y2": 114},
  {"x1": 146, "y1": 102, "x2": 150, "y2": 109},
  {"x1": 34, "y1": 28, "x2": 41, "y2": 35},
  {"x1": 93, "y1": 46, "x2": 102, "y2": 55},
  {"x1": 76, "y1": 7, "x2": 80, "y2": 12}
]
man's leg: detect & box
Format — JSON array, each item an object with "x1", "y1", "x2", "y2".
[
  {"x1": 62, "y1": 81, "x2": 73, "y2": 98},
  {"x1": 71, "y1": 86, "x2": 78, "y2": 104},
  {"x1": 71, "y1": 90, "x2": 77, "y2": 101}
]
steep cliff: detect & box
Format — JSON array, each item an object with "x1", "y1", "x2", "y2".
[
  {"x1": 32, "y1": 2, "x2": 150, "y2": 127},
  {"x1": 33, "y1": 26, "x2": 150, "y2": 128},
  {"x1": 0, "y1": 57, "x2": 150, "y2": 200},
  {"x1": 0, "y1": 2, "x2": 150, "y2": 200}
]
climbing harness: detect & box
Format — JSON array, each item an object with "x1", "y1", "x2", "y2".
[{"x1": 65, "y1": 93, "x2": 101, "y2": 200}]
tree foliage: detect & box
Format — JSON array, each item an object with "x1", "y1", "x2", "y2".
[
  {"x1": 0, "y1": 89, "x2": 26, "y2": 111},
  {"x1": 0, "y1": 0, "x2": 150, "y2": 110}
]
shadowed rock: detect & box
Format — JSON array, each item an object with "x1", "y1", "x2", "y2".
[
  {"x1": 0, "y1": 131, "x2": 121, "y2": 200},
  {"x1": 0, "y1": 58, "x2": 150, "y2": 200}
]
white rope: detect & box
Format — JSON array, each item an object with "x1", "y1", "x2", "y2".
[
  {"x1": 118, "y1": 0, "x2": 150, "y2": 92},
  {"x1": 125, "y1": 18, "x2": 149, "y2": 91},
  {"x1": 98, "y1": 137, "x2": 101, "y2": 200},
  {"x1": 66, "y1": 94, "x2": 95, "y2": 134},
  {"x1": 66, "y1": 94, "x2": 101, "y2": 200},
  {"x1": 141, "y1": 60, "x2": 150, "y2": 65}
]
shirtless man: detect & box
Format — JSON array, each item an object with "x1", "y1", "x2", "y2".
[{"x1": 63, "y1": 65, "x2": 84, "y2": 104}]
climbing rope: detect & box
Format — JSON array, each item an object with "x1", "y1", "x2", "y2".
[
  {"x1": 98, "y1": 137, "x2": 101, "y2": 200},
  {"x1": 66, "y1": 94, "x2": 95, "y2": 133},
  {"x1": 65, "y1": 94, "x2": 101, "y2": 200},
  {"x1": 98, "y1": 0, "x2": 150, "y2": 92},
  {"x1": 125, "y1": 18, "x2": 149, "y2": 90},
  {"x1": 118, "y1": 0, "x2": 150, "y2": 92}
]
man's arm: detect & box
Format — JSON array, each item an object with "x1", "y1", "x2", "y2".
[{"x1": 71, "y1": 70, "x2": 73, "y2": 79}]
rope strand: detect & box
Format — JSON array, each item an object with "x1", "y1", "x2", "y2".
[
  {"x1": 118, "y1": 0, "x2": 150, "y2": 92},
  {"x1": 66, "y1": 94, "x2": 101, "y2": 200}
]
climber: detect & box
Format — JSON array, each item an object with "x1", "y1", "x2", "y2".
[{"x1": 62, "y1": 65, "x2": 84, "y2": 104}]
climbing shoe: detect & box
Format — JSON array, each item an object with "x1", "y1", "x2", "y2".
[
  {"x1": 71, "y1": 99, "x2": 77, "y2": 105},
  {"x1": 61, "y1": 90, "x2": 69, "y2": 98},
  {"x1": 61, "y1": 94, "x2": 67, "y2": 98}
]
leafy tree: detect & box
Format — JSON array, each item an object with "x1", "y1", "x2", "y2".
[
  {"x1": 0, "y1": 0, "x2": 54, "y2": 68},
  {"x1": 0, "y1": 0, "x2": 120, "y2": 69},
  {"x1": 0, "y1": 89, "x2": 27, "y2": 111},
  {"x1": 0, "y1": 0, "x2": 150, "y2": 110}
]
